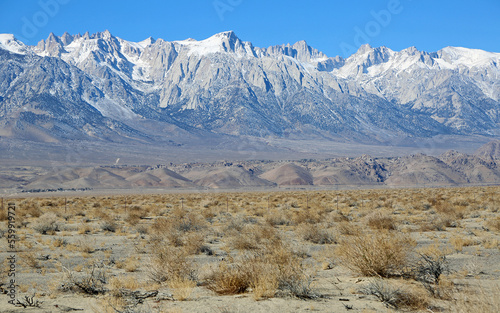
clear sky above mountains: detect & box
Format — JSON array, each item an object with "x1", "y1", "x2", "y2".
[{"x1": 1, "y1": 0, "x2": 499, "y2": 57}]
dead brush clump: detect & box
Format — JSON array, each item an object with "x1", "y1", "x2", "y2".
[
  {"x1": 229, "y1": 224, "x2": 278, "y2": 251},
  {"x1": 19, "y1": 250, "x2": 42, "y2": 269},
  {"x1": 135, "y1": 224, "x2": 149, "y2": 235},
  {"x1": 435, "y1": 202, "x2": 466, "y2": 220},
  {"x1": 89, "y1": 207, "x2": 111, "y2": 221},
  {"x1": 61, "y1": 260, "x2": 109, "y2": 295},
  {"x1": 449, "y1": 283, "x2": 500, "y2": 313},
  {"x1": 125, "y1": 209, "x2": 144, "y2": 226},
  {"x1": 106, "y1": 275, "x2": 147, "y2": 303},
  {"x1": 329, "y1": 210, "x2": 350, "y2": 223},
  {"x1": 150, "y1": 216, "x2": 207, "y2": 251},
  {"x1": 250, "y1": 262, "x2": 280, "y2": 300},
  {"x1": 486, "y1": 216, "x2": 500, "y2": 231},
  {"x1": 297, "y1": 223, "x2": 336, "y2": 244},
  {"x1": 100, "y1": 218, "x2": 118, "y2": 233},
  {"x1": 19, "y1": 200, "x2": 43, "y2": 218},
  {"x1": 78, "y1": 224, "x2": 93, "y2": 235},
  {"x1": 148, "y1": 244, "x2": 196, "y2": 284},
  {"x1": 116, "y1": 256, "x2": 141, "y2": 272},
  {"x1": 366, "y1": 212, "x2": 397, "y2": 230},
  {"x1": 482, "y1": 236, "x2": 500, "y2": 249},
  {"x1": 169, "y1": 276, "x2": 197, "y2": 301},
  {"x1": 291, "y1": 207, "x2": 323, "y2": 225},
  {"x1": 183, "y1": 232, "x2": 207, "y2": 254},
  {"x1": 412, "y1": 244, "x2": 453, "y2": 299},
  {"x1": 336, "y1": 221, "x2": 361, "y2": 236},
  {"x1": 207, "y1": 237, "x2": 314, "y2": 299},
  {"x1": 75, "y1": 237, "x2": 96, "y2": 254},
  {"x1": 336, "y1": 230, "x2": 416, "y2": 277},
  {"x1": 150, "y1": 217, "x2": 176, "y2": 240},
  {"x1": 449, "y1": 234, "x2": 479, "y2": 252},
  {"x1": 223, "y1": 214, "x2": 257, "y2": 232},
  {"x1": 171, "y1": 208, "x2": 207, "y2": 232},
  {"x1": 361, "y1": 278, "x2": 430, "y2": 311},
  {"x1": 263, "y1": 244, "x2": 315, "y2": 298},
  {"x1": 265, "y1": 208, "x2": 293, "y2": 226},
  {"x1": 51, "y1": 237, "x2": 68, "y2": 248},
  {"x1": 32, "y1": 212, "x2": 60, "y2": 235},
  {"x1": 205, "y1": 261, "x2": 253, "y2": 295},
  {"x1": 199, "y1": 205, "x2": 219, "y2": 221},
  {"x1": 420, "y1": 214, "x2": 457, "y2": 232}
]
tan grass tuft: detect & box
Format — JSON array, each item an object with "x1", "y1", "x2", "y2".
[{"x1": 336, "y1": 230, "x2": 416, "y2": 277}]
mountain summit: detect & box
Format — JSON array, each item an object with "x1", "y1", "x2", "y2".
[{"x1": 0, "y1": 31, "x2": 498, "y2": 147}]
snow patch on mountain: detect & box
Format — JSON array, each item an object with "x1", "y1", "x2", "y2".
[
  {"x1": 174, "y1": 36, "x2": 223, "y2": 56},
  {"x1": 85, "y1": 97, "x2": 141, "y2": 120},
  {"x1": 0, "y1": 34, "x2": 27, "y2": 54},
  {"x1": 174, "y1": 31, "x2": 255, "y2": 58},
  {"x1": 438, "y1": 46, "x2": 500, "y2": 68}
]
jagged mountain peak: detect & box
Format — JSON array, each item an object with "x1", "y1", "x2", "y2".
[
  {"x1": 267, "y1": 39, "x2": 328, "y2": 63},
  {"x1": 401, "y1": 46, "x2": 420, "y2": 55},
  {"x1": 178, "y1": 30, "x2": 242, "y2": 45},
  {"x1": 47, "y1": 32, "x2": 59, "y2": 41},
  {"x1": 334, "y1": 44, "x2": 395, "y2": 76},
  {"x1": 140, "y1": 36, "x2": 156, "y2": 46},
  {"x1": 60, "y1": 31, "x2": 73, "y2": 44},
  {"x1": 99, "y1": 29, "x2": 113, "y2": 39},
  {"x1": 290, "y1": 39, "x2": 310, "y2": 51},
  {"x1": 213, "y1": 30, "x2": 239, "y2": 40},
  {"x1": 173, "y1": 30, "x2": 256, "y2": 57},
  {"x1": 0, "y1": 33, "x2": 27, "y2": 54},
  {"x1": 291, "y1": 40, "x2": 328, "y2": 61},
  {"x1": 354, "y1": 44, "x2": 394, "y2": 59},
  {"x1": 355, "y1": 43, "x2": 374, "y2": 54}
]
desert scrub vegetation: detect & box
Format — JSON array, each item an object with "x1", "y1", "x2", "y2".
[
  {"x1": 365, "y1": 212, "x2": 397, "y2": 230},
  {"x1": 61, "y1": 260, "x2": 109, "y2": 295},
  {"x1": 206, "y1": 237, "x2": 315, "y2": 299},
  {"x1": 297, "y1": 222, "x2": 336, "y2": 244},
  {"x1": 448, "y1": 282, "x2": 500, "y2": 313},
  {"x1": 361, "y1": 278, "x2": 430, "y2": 310},
  {"x1": 336, "y1": 230, "x2": 416, "y2": 277},
  {"x1": 1, "y1": 185, "x2": 498, "y2": 312},
  {"x1": 32, "y1": 212, "x2": 60, "y2": 234},
  {"x1": 148, "y1": 245, "x2": 196, "y2": 284},
  {"x1": 486, "y1": 216, "x2": 500, "y2": 231}
]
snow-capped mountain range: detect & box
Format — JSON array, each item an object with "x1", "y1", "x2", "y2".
[{"x1": 0, "y1": 30, "x2": 499, "y2": 145}]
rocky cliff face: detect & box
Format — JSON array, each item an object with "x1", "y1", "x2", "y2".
[{"x1": 0, "y1": 31, "x2": 499, "y2": 144}]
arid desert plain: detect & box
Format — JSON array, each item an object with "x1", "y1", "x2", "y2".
[{"x1": 1, "y1": 186, "x2": 499, "y2": 312}]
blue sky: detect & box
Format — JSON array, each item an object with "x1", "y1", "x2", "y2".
[{"x1": 1, "y1": 0, "x2": 499, "y2": 57}]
